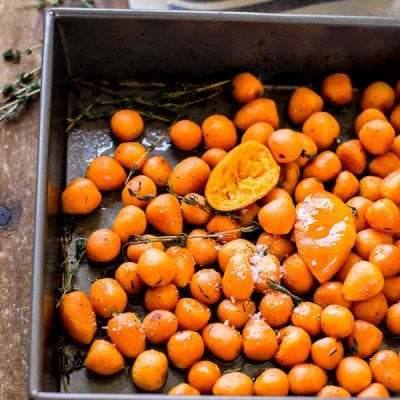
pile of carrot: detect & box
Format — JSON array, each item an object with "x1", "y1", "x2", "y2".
[{"x1": 59, "y1": 71, "x2": 400, "y2": 396}]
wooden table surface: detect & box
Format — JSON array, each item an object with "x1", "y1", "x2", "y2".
[
  {"x1": 0, "y1": 1, "x2": 399, "y2": 399},
  {"x1": 0, "y1": 3, "x2": 127, "y2": 399}
]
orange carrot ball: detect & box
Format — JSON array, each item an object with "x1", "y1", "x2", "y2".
[{"x1": 110, "y1": 109, "x2": 144, "y2": 141}]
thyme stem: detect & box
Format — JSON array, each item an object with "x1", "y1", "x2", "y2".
[
  {"x1": 125, "y1": 134, "x2": 166, "y2": 185},
  {"x1": 66, "y1": 102, "x2": 96, "y2": 133},
  {"x1": 72, "y1": 79, "x2": 118, "y2": 96},
  {"x1": 95, "y1": 99, "x2": 171, "y2": 123},
  {"x1": 161, "y1": 79, "x2": 230, "y2": 99},
  {"x1": 106, "y1": 80, "x2": 168, "y2": 89},
  {"x1": 57, "y1": 237, "x2": 87, "y2": 307}
]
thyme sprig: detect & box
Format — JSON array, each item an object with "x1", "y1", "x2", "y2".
[
  {"x1": 1, "y1": 43, "x2": 42, "y2": 124},
  {"x1": 74, "y1": 79, "x2": 169, "y2": 92},
  {"x1": 156, "y1": 79, "x2": 230, "y2": 102},
  {"x1": 66, "y1": 79, "x2": 229, "y2": 133},
  {"x1": 124, "y1": 224, "x2": 260, "y2": 248},
  {"x1": 0, "y1": 77, "x2": 41, "y2": 124},
  {"x1": 66, "y1": 98, "x2": 171, "y2": 133},
  {"x1": 181, "y1": 193, "x2": 212, "y2": 211},
  {"x1": 2, "y1": 65, "x2": 41, "y2": 97},
  {"x1": 34, "y1": 0, "x2": 95, "y2": 9},
  {"x1": 168, "y1": 184, "x2": 212, "y2": 212},
  {"x1": 267, "y1": 280, "x2": 304, "y2": 303},
  {"x1": 35, "y1": 0, "x2": 62, "y2": 8},
  {"x1": 71, "y1": 79, "x2": 118, "y2": 96},
  {"x1": 226, "y1": 211, "x2": 262, "y2": 227},
  {"x1": 59, "y1": 345, "x2": 85, "y2": 391},
  {"x1": 79, "y1": 0, "x2": 96, "y2": 7},
  {"x1": 57, "y1": 236, "x2": 87, "y2": 307},
  {"x1": 125, "y1": 134, "x2": 166, "y2": 185},
  {"x1": 101, "y1": 79, "x2": 168, "y2": 89},
  {"x1": 66, "y1": 102, "x2": 96, "y2": 133}
]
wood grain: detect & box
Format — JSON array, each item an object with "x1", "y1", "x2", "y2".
[
  {"x1": 0, "y1": 3, "x2": 127, "y2": 399},
  {"x1": 0, "y1": 3, "x2": 43, "y2": 399}
]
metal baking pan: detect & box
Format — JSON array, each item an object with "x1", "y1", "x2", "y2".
[{"x1": 30, "y1": 8, "x2": 400, "y2": 399}]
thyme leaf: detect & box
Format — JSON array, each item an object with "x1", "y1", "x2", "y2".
[
  {"x1": 346, "y1": 337, "x2": 358, "y2": 356},
  {"x1": 0, "y1": 66, "x2": 41, "y2": 125},
  {"x1": 127, "y1": 188, "x2": 155, "y2": 202},
  {"x1": 80, "y1": 0, "x2": 96, "y2": 7},
  {"x1": 2, "y1": 83, "x2": 13, "y2": 97},
  {"x1": 329, "y1": 348, "x2": 337, "y2": 356},
  {"x1": 2, "y1": 43, "x2": 42, "y2": 63},
  {"x1": 347, "y1": 205, "x2": 358, "y2": 217},
  {"x1": 35, "y1": 0, "x2": 63, "y2": 9},
  {"x1": 300, "y1": 149, "x2": 317, "y2": 159},
  {"x1": 170, "y1": 191, "x2": 212, "y2": 212},
  {"x1": 3, "y1": 49, "x2": 21, "y2": 63}
]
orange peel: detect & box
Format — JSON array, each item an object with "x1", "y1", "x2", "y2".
[{"x1": 205, "y1": 140, "x2": 280, "y2": 211}]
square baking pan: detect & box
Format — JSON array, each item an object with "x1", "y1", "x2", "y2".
[{"x1": 30, "y1": 8, "x2": 400, "y2": 399}]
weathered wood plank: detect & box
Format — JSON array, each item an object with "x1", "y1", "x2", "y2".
[{"x1": 0, "y1": 3, "x2": 128, "y2": 399}]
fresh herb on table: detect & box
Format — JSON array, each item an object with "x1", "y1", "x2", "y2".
[
  {"x1": 1, "y1": 44, "x2": 42, "y2": 125},
  {"x1": 34, "y1": 0, "x2": 95, "y2": 9},
  {"x1": 1, "y1": 2, "x2": 97, "y2": 126}
]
